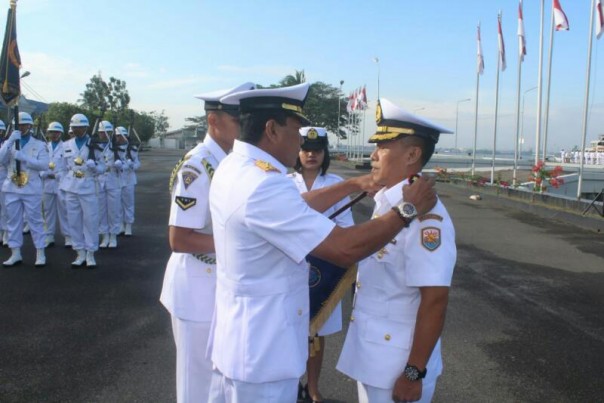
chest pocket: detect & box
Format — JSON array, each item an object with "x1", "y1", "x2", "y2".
[{"x1": 363, "y1": 317, "x2": 413, "y2": 349}]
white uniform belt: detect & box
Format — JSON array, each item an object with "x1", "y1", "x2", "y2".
[
  {"x1": 218, "y1": 275, "x2": 295, "y2": 297},
  {"x1": 355, "y1": 295, "x2": 417, "y2": 321}
]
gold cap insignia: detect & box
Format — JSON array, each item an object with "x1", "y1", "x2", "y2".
[
  {"x1": 307, "y1": 128, "x2": 318, "y2": 140},
  {"x1": 375, "y1": 101, "x2": 383, "y2": 124}
]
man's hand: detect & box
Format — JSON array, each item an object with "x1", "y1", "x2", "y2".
[
  {"x1": 352, "y1": 174, "x2": 383, "y2": 197},
  {"x1": 14, "y1": 150, "x2": 27, "y2": 162},
  {"x1": 114, "y1": 159, "x2": 123, "y2": 170},
  {"x1": 86, "y1": 159, "x2": 96, "y2": 169},
  {"x1": 8, "y1": 130, "x2": 21, "y2": 143},
  {"x1": 392, "y1": 374, "x2": 422, "y2": 403},
  {"x1": 402, "y1": 175, "x2": 436, "y2": 215}
]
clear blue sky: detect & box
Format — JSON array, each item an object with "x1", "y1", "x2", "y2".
[{"x1": 12, "y1": 0, "x2": 604, "y2": 152}]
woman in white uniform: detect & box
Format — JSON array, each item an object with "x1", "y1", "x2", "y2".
[{"x1": 289, "y1": 127, "x2": 354, "y2": 403}]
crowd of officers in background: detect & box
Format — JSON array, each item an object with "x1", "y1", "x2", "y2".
[{"x1": 0, "y1": 112, "x2": 140, "y2": 268}]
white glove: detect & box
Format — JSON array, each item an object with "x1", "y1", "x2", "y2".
[
  {"x1": 126, "y1": 159, "x2": 134, "y2": 168},
  {"x1": 14, "y1": 150, "x2": 27, "y2": 162},
  {"x1": 40, "y1": 171, "x2": 48, "y2": 179},
  {"x1": 8, "y1": 130, "x2": 21, "y2": 143},
  {"x1": 114, "y1": 159, "x2": 123, "y2": 169},
  {"x1": 86, "y1": 159, "x2": 96, "y2": 169}
]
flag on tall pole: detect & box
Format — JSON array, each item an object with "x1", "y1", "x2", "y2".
[
  {"x1": 518, "y1": 0, "x2": 527, "y2": 61},
  {"x1": 553, "y1": 0, "x2": 569, "y2": 31},
  {"x1": 0, "y1": 0, "x2": 21, "y2": 107},
  {"x1": 596, "y1": 0, "x2": 604, "y2": 39},
  {"x1": 498, "y1": 13, "x2": 507, "y2": 71},
  {"x1": 477, "y1": 23, "x2": 485, "y2": 75}
]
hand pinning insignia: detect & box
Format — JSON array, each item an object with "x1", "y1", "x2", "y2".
[
  {"x1": 255, "y1": 160, "x2": 280, "y2": 173},
  {"x1": 175, "y1": 196, "x2": 197, "y2": 211},
  {"x1": 421, "y1": 227, "x2": 441, "y2": 251}
]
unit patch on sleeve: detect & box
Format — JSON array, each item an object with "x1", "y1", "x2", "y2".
[
  {"x1": 418, "y1": 213, "x2": 444, "y2": 222},
  {"x1": 175, "y1": 196, "x2": 197, "y2": 211},
  {"x1": 181, "y1": 171, "x2": 198, "y2": 189},
  {"x1": 421, "y1": 227, "x2": 441, "y2": 251}
]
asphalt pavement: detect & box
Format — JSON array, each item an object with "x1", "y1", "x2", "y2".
[{"x1": 1, "y1": 148, "x2": 602, "y2": 402}]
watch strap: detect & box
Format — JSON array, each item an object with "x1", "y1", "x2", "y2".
[{"x1": 391, "y1": 206, "x2": 412, "y2": 227}]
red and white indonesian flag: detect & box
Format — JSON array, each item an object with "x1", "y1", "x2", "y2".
[
  {"x1": 553, "y1": 0, "x2": 569, "y2": 31},
  {"x1": 596, "y1": 0, "x2": 604, "y2": 39},
  {"x1": 477, "y1": 23, "x2": 484, "y2": 75},
  {"x1": 518, "y1": 0, "x2": 527, "y2": 62},
  {"x1": 498, "y1": 14, "x2": 506, "y2": 71}
]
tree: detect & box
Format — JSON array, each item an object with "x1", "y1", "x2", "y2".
[
  {"x1": 184, "y1": 115, "x2": 208, "y2": 138},
  {"x1": 278, "y1": 69, "x2": 306, "y2": 87},
  {"x1": 80, "y1": 73, "x2": 130, "y2": 115},
  {"x1": 150, "y1": 110, "x2": 169, "y2": 136}
]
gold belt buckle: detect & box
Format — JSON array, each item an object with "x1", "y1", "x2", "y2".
[{"x1": 11, "y1": 172, "x2": 28, "y2": 187}]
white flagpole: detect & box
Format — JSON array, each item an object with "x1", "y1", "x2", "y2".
[
  {"x1": 513, "y1": 61, "x2": 523, "y2": 187},
  {"x1": 472, "y1": 22, "x2": 484, "y2": 177},
  {"x1": 491, "y1": 12, "x2": 503, "y2": 185},
  {"x1": 577, "y1": 0, "x2": 597, "y2": 199},
  {"x1": 542, "y1": 4, "x2": 556, "y2": 161},
  {"x1": 535, "y1": 0, "x2": 546, "y2": 165}
]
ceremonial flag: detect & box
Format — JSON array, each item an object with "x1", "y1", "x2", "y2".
[
  {"x1": 498, "y1": 13, "x2": 507, "y2": 71},
  {"x1": 596, "y1": 0, "x2": 604, "y2": 39},
  {"x1": 361, "y1": 85, "x2": 367, "y2": 106},
  {"x1": 346, "y1": 92, "x2": 353, "y2": 113},
  {"x1": 553, "y1": 0, "x2": 569, "y2": 31},
  {"x1": 351, "y1": 89, "x2": 358, "y2": 111},
  {"x1": 518, "y1": 0, "x2": 527, "y2": 61},
  {"x1": 477, "y1": 23, "x2": 484, "y2": 75},
  {"x1": 0, "y1": 1, "x2": 21, "y2": 106}
]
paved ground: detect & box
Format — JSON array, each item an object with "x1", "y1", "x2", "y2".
[{"x1": 0, "y1": 148, "x2": 602, "y2": 402}]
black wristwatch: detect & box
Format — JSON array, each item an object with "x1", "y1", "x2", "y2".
[{"x1": 403, "y1": 364, "x2": 427, "y2": 382}]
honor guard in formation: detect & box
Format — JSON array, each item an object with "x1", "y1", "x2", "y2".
[
  {"x1": 0, "y1": 120, "x2": 8, "y2": 246},
  {"x1": 59, "y1": 113, "x2": 105, "y2": 268},
  {"x1": 0, "y1": 112, "x2": 49, "y2": 267},
  {"x1": 115, "y1": 126, "x2": 139, "y2": 236},
  {"x1": 336, "y1": 99, "x2": 457, "y2": 403},
  {"x1": 207, "y1": 83, "x2": 437, "y2": 402},
  {"x1": 160, "y1": 81, "x2": 255, "y2": 403},
  {"x1": 97, "y1": 121, "x2": 122, "y2": 248},
  {"x1": 40, "y1": 121, "x2": 69, "y2": 248},
  {"x1": 289, "y1": 126, "x2": 354, "y2": 403}
]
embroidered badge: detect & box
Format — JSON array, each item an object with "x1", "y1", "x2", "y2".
[
  {"x1": 175, "y1": 196, "x2": 197, "y2": 211},
  {"x1": 419, "y1": 213, "x2": 444, "y2": 222},
  {"x1": 181, "y1": 171, "x2": 198, "y2": 189},
  {"x1": 255, "y1": 160, "x2": 280, "y2": 173},
  {"x1": 421, "y1": 227, "x2": 441, "y2": 251},
  {"x1": 201, "y1": 158, "x2": 215, "y2": 179},
  {"x1": 308, "y1": 264, "x2": 321, "y2": 288}
]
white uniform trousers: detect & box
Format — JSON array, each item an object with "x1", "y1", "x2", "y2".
[
  {"x1": 5, "y1": 192, "x2": 46, "y2": 249},
  {"x1": 121, "y1": 185, "x2": 135, "y2": 224},
  {"x1": 171, "y1": 316, "x2": 213, "y2": 403},
  {"x1": 357, "y1": 379, "x2": 437, "y2": 403},
  {"x1": 209, "y1": 369, "x2": 298, "y2": 403},
  {"x1": 0, "y1": 190, "x2": 7, "y2": 231},
  {"x1": 43, "y1": 191, "x2": 69, "y2": 238},
  {"x1": 64, "y1": 191, "x2": 99, "y2": 252},
  {"x1": 99, "y1": 187, "x2": 122, "y2": 235}
]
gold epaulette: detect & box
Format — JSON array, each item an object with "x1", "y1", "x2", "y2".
[{"x1": 255, "y1": 160, "x2": 280, "y2": 173}]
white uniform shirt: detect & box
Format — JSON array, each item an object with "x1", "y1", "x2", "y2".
[
  {"x1": 289, "y1": 171, "x2": 354, "y2": 228},
  {"x1": 337, "y1": 177, "x2": 456, "y2": 389},
  {"x1": 59, "y1": 136, "x2": 105, "y2": 195},
  {"x1": 118, "y1": 144, "x2": 140, "y2": 187},
  {"x1": 0, "y1": 135, "x2": 49, "y2": 195},
  {"x1": 209, "y1": 140, "x2": 336, "y2": 383},
  {"x1": 160, "y1": 134, "x2": 226, "y2": 322},
  {"x1": 98, "y1": 143, "x2": 122, "y2": 190},
  {"x1": 41, "y1": 141, "x2": 65, "y2": 194}
]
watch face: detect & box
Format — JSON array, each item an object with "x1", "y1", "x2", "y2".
[
  {"x1": 404, "y1": 365, "x2": 420, "y2": 381},
  {"x1": 402, "y1": 203, "x2": 416, "y2": 216}
]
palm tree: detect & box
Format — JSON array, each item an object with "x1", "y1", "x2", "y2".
[{"x1": 279, "y1": 70, "x2": 306, "y2": 86}]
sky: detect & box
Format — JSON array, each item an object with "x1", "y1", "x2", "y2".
[{"x1": 10, "y1": 0, "x2": 604, "y2": 153}]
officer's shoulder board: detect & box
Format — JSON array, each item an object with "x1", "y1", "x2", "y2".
[{"x1": 255, "y1": 160, "x2": 280, "y2": 173}]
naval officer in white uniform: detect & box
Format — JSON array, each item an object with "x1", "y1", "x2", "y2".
[
  {"x1": 337, "y1": 99, "x2": 457, "y2": 403},
  {"x1": 0, "y1": 112, "x2": 49, "y2": 267},
  {"x1": 207, "y1": 83, "x2": 439, "y2": 403},
  {"x1": 160, "y1": 82, "x2": 255, "y2": 403}
]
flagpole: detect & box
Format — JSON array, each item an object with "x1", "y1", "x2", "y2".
[
  {"x1": 577, "y1": 0, "x2": 597, "y2": 199},
  {"x1": 471, "y1": 22, "x2": 483, "y2": 178},
  {"x1": 491, "y1": 12, "x2": 504, "y2": 185},
  {"x1": 535, "y1": 0, "x2": 545, "y2": 165},
  {"x1": 542, "y1": 5, "x2": 556, "y2": 161},
  {"x1": 513, "y1": 0, "x2": 525, "y2": 187}
]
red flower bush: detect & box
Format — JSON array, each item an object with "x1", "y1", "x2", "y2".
[{"x1": 530, "y1": 160, "x2": 564, "y2": 192}]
